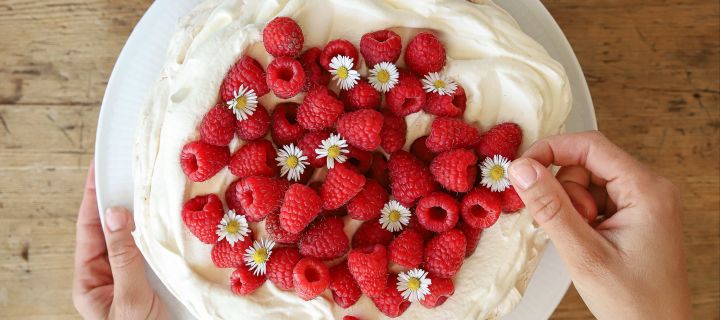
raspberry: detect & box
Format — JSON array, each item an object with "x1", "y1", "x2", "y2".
[
  {"x1": 371, "y1": 274, "x2": 411, "y2": 317},
  {"x1": 404, "y1": 32, "x2": 446, "y2": 75},
  {"x1": 456, "y1": 219, "x2": 483, "y2": 257},
  {"x1": 220, "y1": 55, "x2": 269, "y2": 102},
  {"x1": 429, "y1": 149, "x2": 478, "y2": 193},
  {"x1": 236, "y1": 176, "x2": 289, "y2": 222},
  {"x1": 424, "y1": 229, "x2": 466, "y2": 278},
  {"x1": 266, "y1": 57, "x2": 305, "y2": 99},
  {"x1": 336, "y1": 109, "x2": 384, "y2": 151},
  {"x1": 270, "y1": 102, "x2": 305, "y2": 146},
  {"x1": 230, "y1": 264, "x2": 266, "y2": 295},
  {"x1": 368, "y1": 152, "x2": 390, "y2": 191},
  {"x1": 476, "y1": 122, "x2": 523, "y2": 160},
  {"x1": 351, "y1": 219, "x2": 393, "y2": 248},
  {"x1": 386, "y1": 73, "x2": 426, "y2": 117},
  {"x1": 211, "y1": 236, "x2": 253, "y2": 268},
  {"x1": 235, "y1": 103, "x2": 270, "y2": 141},
  {"x1": 297, "y1": 130, "x2": 331, "y2": 168},
  {"x1": 180, "y1": 141, "x2": 230, "y2": 182},
  {"x1": 348, "y1": 245, "x2": 388, "y2": 298},
  {"x1": 199, "y1": 103, "x2": 235, "y2": 146},
  {"x1": 228, "y1": 139, "x2": 278, "y2": 178},
  {"x1": 297, "y1": 86, "x2": 344, "y2": 131},
  {"x1": 181, "y1": 194, "x2": 225, "y2": 244},
  {"x1": 340, "y1": 79, "x2": 381, "y2": 110},
  {"x1": 279, "y1": 184, "x2": 322, "y2": 233},
  {"x1": 297, "y1": 165, "x2": 315, "y2": 184},
  {"x1": 225, "y1": 179, "x2": 245, "y2": 213},
  {"x1": 329, "y1": 261, "x2": 362, "y2": 308},
  {"x1": 266, "y1": 247, "x2": 302, "y2": 291},
  {"x1": 406, "y1": 216, "x2": 434, "y2": 241},
  {"x1": 501, "y1": 186, "x2": 525, "y2": 213},
  {"x1": 388, "y1": 229, "x2": 424, "y2": 269},
  {"x1": 299, "y1": 217, "x2": 350, "y2": 260},
  {"x1": 387, "y1": 151, "x2": 436, "y2": 206},
  {"x1": 359, "y1": 29, "x2": 402, "y2": 67},
  {"x1": 347, "y1": 179, "x2": 388, "y2": 221},
  {"x1": 265, "y1": 212, "x2": 301, "y2": 244},
  {"x1": 380, "y1": 110, "x2": 406, "y2": 153},
  {"x1": 420, "y1": 276, "x2": 454, "y2": 308},
  {"x1": 293, "y1": 257, "x2": 330, "y2": 300},
  {"x1": 299, "y1": 47, "x2": 331, "y2": 90},
  {"x1": 320, "y1": 39, "x2": 359, "y2": 70},
  {"x1": 460, "y1": 187, "x2": 502, "y2": 228},
  {"x1": 346, "y1": 146, "x2": 373, "y2": 173},
  {"x1": 410, "y1": 136, "x2": 435, "y2": 165},
  {"x1": 426, "y1": 117, "x2": 481, "y2": 153},
  {"x1": 321, "y1": 163, "x2": 367, "y2": 210},
  {"x1": 424, "y1": 85, "x2": 466, "y2": 117},
  {"x1": 415, "y1": 192, "x2": 460, "y2": 232},
  {"x1": 263, "y1": 17, "x2": 304, "y2": 57}
]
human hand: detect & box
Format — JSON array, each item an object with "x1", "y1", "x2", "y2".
[
  {"x1": 72, "y1": 162, "x2": 167, "y2": 319},
  {"x1": 507, "y1": 131, "x2": 691, "y2": 320}
]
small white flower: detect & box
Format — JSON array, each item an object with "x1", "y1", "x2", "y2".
[
  {"x1": 379, "y1": 200, "x2": 411, "y2": 232},
  {"x1": 368, "y1": 62, "x2": 400, "y2": 93},
  {"x1": 329, "y1": 55, "x2": 360, "y2": 90},
  {"x1": 276, "y1": 144, "x2": 309, "y2": 182},
  {"x1": 480, "y1": 155, "x2": 512, "y2": 192},
  {"x1": 226, "y1": 85, "x2": 258, "y2": 121},
  {"x1": 315, "y1": 133, "x2": 350, "y2": 169},
  {"x1": 397, "y1": 268, "x2": 432, "y2": 302},
  {"x1": 244, "y1": 238, "x2": 275, "y2": 276},
  {"x1": 216, "y1": 210, "x2": 251, "y2": 246},
  {"x1": 422, "y1": 72, "x2": 458, "y2": 95}
]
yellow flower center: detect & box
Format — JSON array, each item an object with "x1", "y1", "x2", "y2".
[
  {"x1": 226, "y1": 220, "x2": 240, "y2": 234},
  {"x1": 388, "y1": 210, "x2": 401, "y2": 222},
  {"x1": 337, "y1": 66, "x2": 349, "y2": 80},
  {"x1": 235, "y1": 95, "x2": 247, "y2": 110},
  {"x1": 327, "y1": 145, "x2": 341, "y2": 159},
  {"x1": 252, "y1": 248, "x2": 268, "y2": 265},
  {"x1": 377, "y1": 69, "x2": 390, "y2": 84},
  {"x1": 490, "y1": 165, "x2": 505, "y2": 181},
  {"x1": 434, "y1": 79, "x2": 446, "y2": 89},
  {"x1": 286, "y1": 155, "x2": 299, "y2": 169},
  {"x1": 407, "y1": 278, "x2": 421, "y2": 291}
]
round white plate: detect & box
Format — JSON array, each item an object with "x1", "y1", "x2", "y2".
[{"x1": 95, "y1": 0, "x2": 596, "y2": 318}]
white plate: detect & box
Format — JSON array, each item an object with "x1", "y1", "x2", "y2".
[{"x1": 95, "y1": 0, "x2": 596, "y2": 319}]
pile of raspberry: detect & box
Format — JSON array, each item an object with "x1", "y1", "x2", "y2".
[{"x1": 178, "y1": 16, "x2": 525, "y2": 318}]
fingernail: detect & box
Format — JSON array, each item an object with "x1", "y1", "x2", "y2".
[
  {"x1": 105, "y1": 207, "x2": 128, "y2": 232},
  {"x1": 509, "y1": 159, "x2": 538, "y2": 190}
]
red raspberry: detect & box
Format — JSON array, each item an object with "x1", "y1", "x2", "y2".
[
  {"x1": 426, "y1": 117, "x2": 481, "y2": 153},
  {"x1": 386, "y1": 73, "x2": 426, "y2": 117},
  {"x1": 270, "y1": 102, "x2": 305, "y2": 146},
  {"x1": 388, "y1": 229, "x2": 424, "y2": 269},
  {"x1": 371, "y1": 274, "x2": 411, "y2": 317},
  {"x1": 297, "y1": 130, "x2": 331, "y2": 168},
  {"x1": 181, "y1": 194, "x2": 224, "y2": 244},
  {"x1": 299, "y1": 217, "x2": 350, "y2": 260},
  {"x1": 235, "y1": 103, "x2": 270, "y2": 141},
  {"x1": 336, "y1": 109, "x2": 384, "y2": 151},
  {"x1": 297, "y1": 165, "x2": 315, "y2": 185},
  {"x1": 410, "y1": 136, "x2": 435, "y2": 165},
  {"x1": 321, "y1": 163, "x2": 367, "y2": 210},
  {"x1": 429, "y1": 149, "x2": 478, "y2": 193},
  {"x1": 420, "y1": 276, "x2": 454, "y2": 308},
  {"x1": 387, "y1": 151, "x2": 436, "y2": 206},
  {"x1": 265, "y1": 212, "x2": 301, "y2": 244},
  {"x1": 346, "y1": 146, "x2": 373, "y2": 173},
  {"x1": 199, "y1": 103, "x2": 235, "y2": 146},
  {"x1": 380, "y1": 110, "x2": 406, "y2": 153},
  {"x1": 456, "y1": 219, "x2": 483, "y2": 257},
  {"x1": 501, "y1": 186, "x2": 525, "y2": 213},
  {"x1": 228, "y1": 139, "x2": 278, "y2": 178},
  {"x1": 460, "y1": 187, "x2": 502, "y2": 228},
  {"x1": 211, "y1": 236, "x2": 253, "y2": 268},
  {"x1": 360, "y1": 29, "x2": 402, "y2": 67},
  {"x1": 299, "y1": 47, "x2": 331, "y2": 90},
  {"x1": 180, "y1": 141, "x2": 230, "y2": 182},
  {"x1": 406, "y1": 216, "x2": 434, "y2": 241},
  {"x1": 220, "y1": 55, "x2": 269, "y2": 102},
  {"x1": 347, "y1": 179, "x2": 388, "y2": 221},
  {"x1": 263, "y1": 17, "x2": 304, "y2": 57},
  {"x1": 320, "y1": 39, "x2": 359, "y2": 70},
  {"x1": 351, "y1": 219, "x2": 393, "y2": 248},
  {"x1": 404, "y1": 32, "x2": 446, "y2": 75},
  {"x1": 329, "y1": 261, "x2": 362, "y2": 308},
  {"x1": 293, "y1": 257, "x2": 330, "y2": 300},
  {"x1": 424, "y1": 229, "x2": 466, "y2": 278},
  {"x1": 297, "y1": 86, "x2": 344, "y2": 131},
  {"x1": 225, "y1": 179, "x2": 245, "y2": 213},
  {"x1": 368, "y1": 152, "x2": 390, "y2": 190},
  {"x1": 476, "y1": 122, "x2": 523, "y2": 160},
  {"x1": 416, "y1": 192, "x2": 460, "y2": 232},
  {"x1": 340, "y1": 79, "x2": 381, "y2": 111},
  {"x1": 236, "y1": 176, "x2": 289, "y2": 222},
  {"x1": 348, "y1": 245, "x2": 388, "y2": 298},
  {"x1": 267, "y1": 57, "x2": 305, "y2": 99},
  {"x1": 424, "y1": 85, "x2": 466, "y2": 117},
  {"x1": 230, "y1": 264, "x2": 266, "y2": 295},
  {"x1": 280, "y1": 184, "x2": 322, "y2": 233},
  {"x1": 266, "y1": 247, "x2": 302, "y2": 291}
]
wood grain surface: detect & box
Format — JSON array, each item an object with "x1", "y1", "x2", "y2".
[{"x1": 0, "y1": 0, "x2": 717, "y2": 319}]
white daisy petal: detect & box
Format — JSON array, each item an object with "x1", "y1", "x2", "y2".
[
  {"x1": 216, "y1": 210, "x2": 250, "y2": 246},
  {"x1": 368, "y1": 62, "x2": 400, "y2": 93},
  {"x1": 396, "y1": 268, "x2": 432, "y2": 302},
  {"x1": 315, "y1": 133, "x2": 350, "y2": 169},
  {"x1": 379, "y1": 200, "x2": 411, "y2": 232},
  {"x1": 329, "y1": 55, "x2": 360, "y2": 90},
  {"x1": 276, "y1": 144, "x2": 309, "y2": 182},
  {"x1": 243, "y1": 239, "x2": 275, "y2": 276},
  {"x1": 422, "y1": 72, "x2": 458, "y2": 95},
  {"x1": 479, "y1": 155, "x2": 512, "y2": 192},
  {"x1": 226, "y1": 85, "x2": 259, "y2": 120}
]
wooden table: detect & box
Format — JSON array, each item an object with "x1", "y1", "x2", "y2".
[{"x1": 0, "y1": 1, "x2": 717, "y2": 319}]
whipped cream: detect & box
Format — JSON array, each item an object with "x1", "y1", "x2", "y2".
[{"x1": 133, "y1": 0, "x2": 572, "y2": 319}]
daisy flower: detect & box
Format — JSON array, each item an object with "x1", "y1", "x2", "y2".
[
  {"x1": 479, "y1": 154, "x2": 512, "y2": 192},
  {"x1": 276, "y1": 144, "x2": 309, "y2": 182},
  {"x1": 397, "y1": 268, "x2": 432, "y2": 302},
  {"x1": 244, "y1": 238, "x2": 275, "y2": 276},
  {"x1": 315, "y1": 133, "x2": 350, "y2": 169},
  {"x1": 368, "y1": 62, "x2": 399, "y2": 93},
  {"x1": 422, "y1": 72, "x2": 458, "y2": 95},
  {"x1": 216, "y1": 210, "x2": 250, "y2": 246},
  {"x1": 226, "y1": 85, "x2": 258, "y2": 121},
  {"x1": 379, "y1": 200, "x2": 411, "y2": 232},
  {"x1": 329, "y1": 55, "x2": 360, "y2": 90}
]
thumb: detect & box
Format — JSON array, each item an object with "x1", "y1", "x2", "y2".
[{"x1": 103, "y1": 207, "x2": 153, "y2": 300}]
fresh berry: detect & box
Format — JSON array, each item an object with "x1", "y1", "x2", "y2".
[
  {"x1": 265, "y1": 212, "x2": 302, "y2": 244},
  {"x1": 336, "y1": 109, "x2": 384, "y2": 151},
  {"x1": 320, "y1": 39, "x2": 359, "y2": 69},
  {"x1": 460, "y1": 187, "x2": 502, "y2": 228},
  {"x1": 267, "y1": 57, "x2": 305, "y2": 99},
  {"x1": 424, "y1": 85, "x2": 466, "y2": 117},
  {"x1": 236, "y1": 176, "x2": 289, "y2": 222},
  {"x1": 230, "y1": 264, "x2": 266, "y2": 295},
  {"x1": 351, "y1": 219, "x2": 394, "y2": 248},
  {"x1": 424, "y1": 229, "x2": 466, "y2": 278},
  {"x1": 297, "y1": 86, "x2": 344, "y2": 131},
  {"x1": 347, "y1": 179, "x2": 388, "y2": 221},
  {"x1": 404, "y1": 32, "x2": 446, "y2": 75},
  {"x1": 348, "y1": 244, "x2": 388, "y2": 298},
  {"x1": 270, "y1": 102, "x2": 305, "y2": 146},
  {"x1": 299, "y1": 47, "x2": 331, "y2": 90},
  {"x1": 266, "y1": 247, "x2": 302, "y2": 291},
  {"x1": 228, "y1": 139, "x2": 278, "y2": 178},
  {"x1": 388, "y1": 229, "x2": 424, "y2": 269},
  {"x1": 426, "y1": 117, "x2": 481, "y2": 153},
  {"x1": 415, "y1": 192, "x2": 460, "y2": 232},
  {"x1": 429, "y1": 149, "x2": 478, "y2": 193},
  {"x1": 297, "y1": 164, "x2": 315, "y2": 184},
  {"x1": 456, "y1": 219, "x2": 483, "y2": 257},
  {"x1": 280, "y1": 184, "x2": 322, "y2": 233},
  {"x1": 476, "y1": 122, "x2": 523, "y2": 159},
  {"x1": 406, "y1": 216, "x2": 434, "y2": 241},
  {"x1": 181, "y1": 194, "x2": 225, "y2": 244},
  {"x1": 360, "y1": 29, "x2": 402, "y2": 67},
  {"x1": 341, "y1": 146, "x2": 370, "y2": 173},
  {"x1": 199, "y1": 103, "x2": 236, "y2": 146},
  {"x1": 235, "y1": 103, "x2": 270, "y2": 140},
  {"x1": 368, "y1": 152, "x2": 390, "y2": 190},
  {"x1": 380, "y1": 110, "x2": 406, "y2": 153},
  {"x1": 180, "y1": 141, "x2": 230, "y2": 182},
  {"x1": 501, "y1": 186, "x2": 525, "y2": 213},
  {"x1": 293, "y1": 257, "x2": 330, "y2": 300},
  {"x1": 211, "y1": 236, "x2": 253, "y2": 268},
  {"x1": 225, "y1": 179, "x2": 245, "y2": 213},
  {"x1": 329, "y1": 261, "x2": 362, "y2": 308},
  {"x1": 340, "y1": 79, "x2": 381, "y2": 110},
  {"x1": 386, "y1": 73, "x2": 426, "y2": 117},
  {"x1": 263, "y1": 17, "x2": 304, "y2": 57},
  {"x1": 410, "y1": 136, "x2": 435, "y2": 164},
  {"x1": 297, "y1": 130, "x2": 331, "y2": 168},
  {"x1": 321, "y1": 163, "x2": 367, "y2": 210},
  {"x1": 299, "y1": 217, "x2": 350, "y2": 260},
  {"x1": 220, "y1": 55, "x2": 269, "y2": 101},
  {"x1": 420, "y1": 276, "x2": 454, "y2": 308},
  {"x1": 371, "y1": 274, "x2": 411, "y2": 317},
  {"x1": 387, "y1": 151, "x2": 436, "y2": 206}
]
